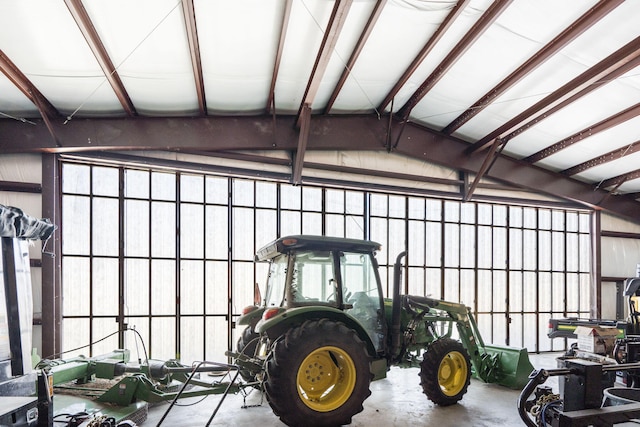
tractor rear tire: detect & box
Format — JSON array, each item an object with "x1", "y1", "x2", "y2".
[
  {"x1": 419, "y1": 338, "x2": 471, "y2": 406},
  {"x1": 264, "y1": 319, "x2": 372, "y2": 427},
  {"x1": 236, "y1": 326, "x2": 259, "y2": 382}
]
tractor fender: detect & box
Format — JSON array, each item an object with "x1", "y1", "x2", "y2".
[
  {"x1": 256, "y1": 306, "x2": 377, "y2": 356},
  {"x1": 237, "y1": 307, "x2": 266, "y2": 327}
]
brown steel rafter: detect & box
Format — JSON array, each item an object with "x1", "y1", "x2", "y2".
[
  {"x1": 324, "y1": 0, "x2": 388, "y2": 114},
  {"x1": 181, "y1": 0, "x2": 206, "y2": 115},
  {"x1": 599, "y1": 170, "x2": 640, "y2": 193},
  {"x1": 525, "y1": 102, "x2": 640, "y2": 164},
  {"x1": 468, "y1": 33, "x2": 640, "y2": 154},
  {"x1": 292, "y1": 104, "x2": 311, "y2": 184},
  {"x1": 0, "y1": 50, "x2": 59, "y2": 119},
  {"x1": 394, "y1": 0, "x2": 513, "y2": 121},
  {"x1": 563, "y1": 139, "x2": 640, "y2": 176},
  {"x1": 64, "y1": 0, "x2": 136, "y2": 116},
  {"x1": 3, "y1": 114, "x2": 640, "y2": 223},
  {"x1": 266, "y1": 0, "x2": 292, "y2": 114},
  {"x1": 377, "y1": 0, "x2": 468, "y2": 114},
  {"x1": 295, "y1": 0, "x2": 353, "y2": 128},
  {"x1": 444, "y1": 0, "x2": 625, "y2": 137}
]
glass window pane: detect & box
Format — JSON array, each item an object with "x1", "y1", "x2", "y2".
[
  {"x1": 478, "y1": 204, "x2": 492, "y2": 225},
  {"x1": 206, "y1": 261, "x2": 229, "y2": 315},
  {"x1": 206, "y1": 205, "x2": 228, "y2": 259},
  {"x1": 509, "y1": 229, "x2": 522, "y2": 270},
  {"x1": 63, "y1": 257, "x2": 90, "y2": 316},
  {"x1": 125, "y1": 200, "x2": 149, "y2": 257},
  {"x1": 346, "y1": 191, "x2": 364, "y2": 215},
  {"x1": 408, "y1": 221, "x2": 425, "y2": 266},
  {"x1": 303, "y1": 212, "x2": 322, "y2": 235},
  {"x1": 232, "y1": 208, "x2": 255, "y2": 260},
  {"x1": 256, "y1": 181, "x2": 276, "y2": 208},
  {"x1": 181, "y1": 204, "x2": 204, "y2": 258},
  {"x1": 493, "y1": 228, "x2": 507, "y2": 269},
  {"x1": 181, "y1": 261, "x2": 204, "y2": 315},
  {"x1": 93, "y1": 198, "x2": 119, "y2": 256},
  {"x1": 388, "y1": 195, "x2": 405, "y2": 218},
  {"x1": 326, "y1": 189, "x2": 344, "y2": 213},
  {"x1": 493, "y1": 205, "x2": 507, "y2": 226},
  {"x1": 181, "y1": 174, "x2": 204, "y2": 203},
  {"x1": 281, "y1": 185, "x2": 301, "y2": 210},
  {"x1": 152, "y1": 172, "x2": 176, "y2": 201},
  {"x1": 302, "y1": 187, "x2": 322, "y2": 211},
  {"x1": 92, "y1": 166, "x2": 118, "y2": 197},
  {"x1": 345, "y1": 216, "x2": 365, "y2": 239},
  {"x1": 477, "y1": 226, "x2": 492, "y2": 269},
  {"x1": 425, "y1": 199, "x2": 441, "y2": 221},
  {"x1": 326, "y1": 214, "x2": 345, "y2": 238},
  {"x1": 460, "y1": 224, "x2": 475, "y2": 268},
  {"x1": 125, "y1": 169, "x2": 149, "y2": 198},
  {"x1": 444, "y1": 201, "x2": 459, "y2": 223},
  {"x1": 281, "y1": 211, "x2": 301, "y2": 237},
  {"x1": 370, "y1": 194, "x2": 387, "y2": 217},
  {"x1": 152, "y1": 260, "x2": 176, "y2": 315},
  {"x1": 92, "y1": 258, "x2": 119, "y2": 316},
  {"x1": 408, "y1": 197, "x2": 425, "y2": 220},
  {"x1": 63, "y1": 195, "x2": 90, "y2": 255},
  {"x1": 206, "y1": 176, "x2": 228, "y2": 204},
  {"x1": 152, "y1": 318, "x2": 176, "y2": 360},
  {"x1": 125, "y1": 259, "x2": 149, "y2": 315},
  {"x1": 460, "y1": 203, "x2": 475, "y2": 224},
  {"x1": 151, "y1": 201, "x2": 176, "y2": 258},
  {"x1": 425, "y1": 222, "x2": 441, "y2": 267},
  {"x1": 63, "y1": 163, "x2": 90, "y2": 194},
  {"x1": 233, "y1": 179, "x2": 254, "y2": 207}
]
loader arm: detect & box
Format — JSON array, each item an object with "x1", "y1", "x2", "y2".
[{"x1": 404, "y1": 294, "x2": 534, "y2": 389}]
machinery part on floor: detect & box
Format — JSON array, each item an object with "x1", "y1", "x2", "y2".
[
  {"x1": 37, "y1": 349, "x2": 259, "y2": 426},
  {"x1": 518, "y1": 359, "x2": 640, "y2": 426},
  {"x1": 155, "y1": 361, "x2": 241, "y2": 427},
  {"x1": 548, "y1": 266, "x2": 640, "y2": 342},
  {"x1": 263, "y1": 319, "x2": 372, "y2": 427},
  {"x1": 231, "y1": 235, "x2": 534, "y2": 427}
]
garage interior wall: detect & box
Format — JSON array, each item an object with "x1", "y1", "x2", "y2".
[{"x1": 2, "y1": 152, "x2": 639, "y2": 361}]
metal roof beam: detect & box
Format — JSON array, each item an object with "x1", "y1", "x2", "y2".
[
  {"x1": 2, "y1": 114, "x2": 640, "y2": 222},
  {"x1": 525, "y1": 102, "x2": 640, "y2": 163},
  {"x1": 324, "y1": 0, "x2": 387, "y2": 114},
  {"x1": 181, "y1": 0, "x2": 206, "y2": 115},
  {"x1": 266, "y1": 0, "x2": 292, "y2": 114},
  {"x1": 563, "y1": 139, "x2": 640, "y2": 176},
  {"x1": 376, "y1": 0, "x2": 468, "y2": 114},
  {"x1": 295, "y1": 0, "x2": 353, "y2": 128},
  {"x1": 0, "y1": 50, "x2": 59, "y2": 119},
  {"x1": 444, "y1": 0, "x2": 625, "y2": 136},
  {"x1": 64, "y1": 0, "x2": 136, "y2": 116},
  {"x1": 394, "y1": 0, "x2": 512, "y2": 121},
  {"x1": 468, "y1": 32, "x2": 640, "y2": 153}
]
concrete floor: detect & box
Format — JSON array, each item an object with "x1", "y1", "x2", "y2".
[{"x1": 141, "y1": 353, "x2": 560, "y2": 427}]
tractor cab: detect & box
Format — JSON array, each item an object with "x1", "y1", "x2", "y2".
[{"x1": 251, "y1": 235, "x2": 386, "y2": 353}]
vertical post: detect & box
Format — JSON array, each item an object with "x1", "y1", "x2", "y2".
[
  {"x1": 41, "y1": 154, "x2": 62, "y2": 358},
  {"x1": 590, "y1": 210, "x2": 602, "y2": 318},
  {"x1": 37, "y1": 370, "x2": 53, "y2": 427}
]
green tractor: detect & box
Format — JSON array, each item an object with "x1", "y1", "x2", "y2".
[{"x1": 231, "y1": 235, "x2": 533, "y2": 426}]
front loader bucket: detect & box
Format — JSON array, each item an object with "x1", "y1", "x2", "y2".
[{"x1": 476, "y1": 345, "x2": 534, "y2": 390}]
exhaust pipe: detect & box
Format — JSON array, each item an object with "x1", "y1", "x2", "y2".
[{"x1": 390, "y1": 251, "x2": 407, "y2": 360}]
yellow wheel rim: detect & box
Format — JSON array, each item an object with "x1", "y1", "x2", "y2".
[
  {"x1": 296, "y1": 346, "x2": 356, "y2": 412},
  {"x1": 438, "y1": 350, "x2": 468, "y2": 396}
]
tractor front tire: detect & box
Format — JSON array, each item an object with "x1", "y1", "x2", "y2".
[
  {"x1": 264, "y1": 319, "x2": 372, "y2": 427},
  {"x1": 236, "y1": 326, "x2": 259, "y2": 382},
  {"x1": 419, "y1": 338, "x2": 471, "y2": 406}
]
